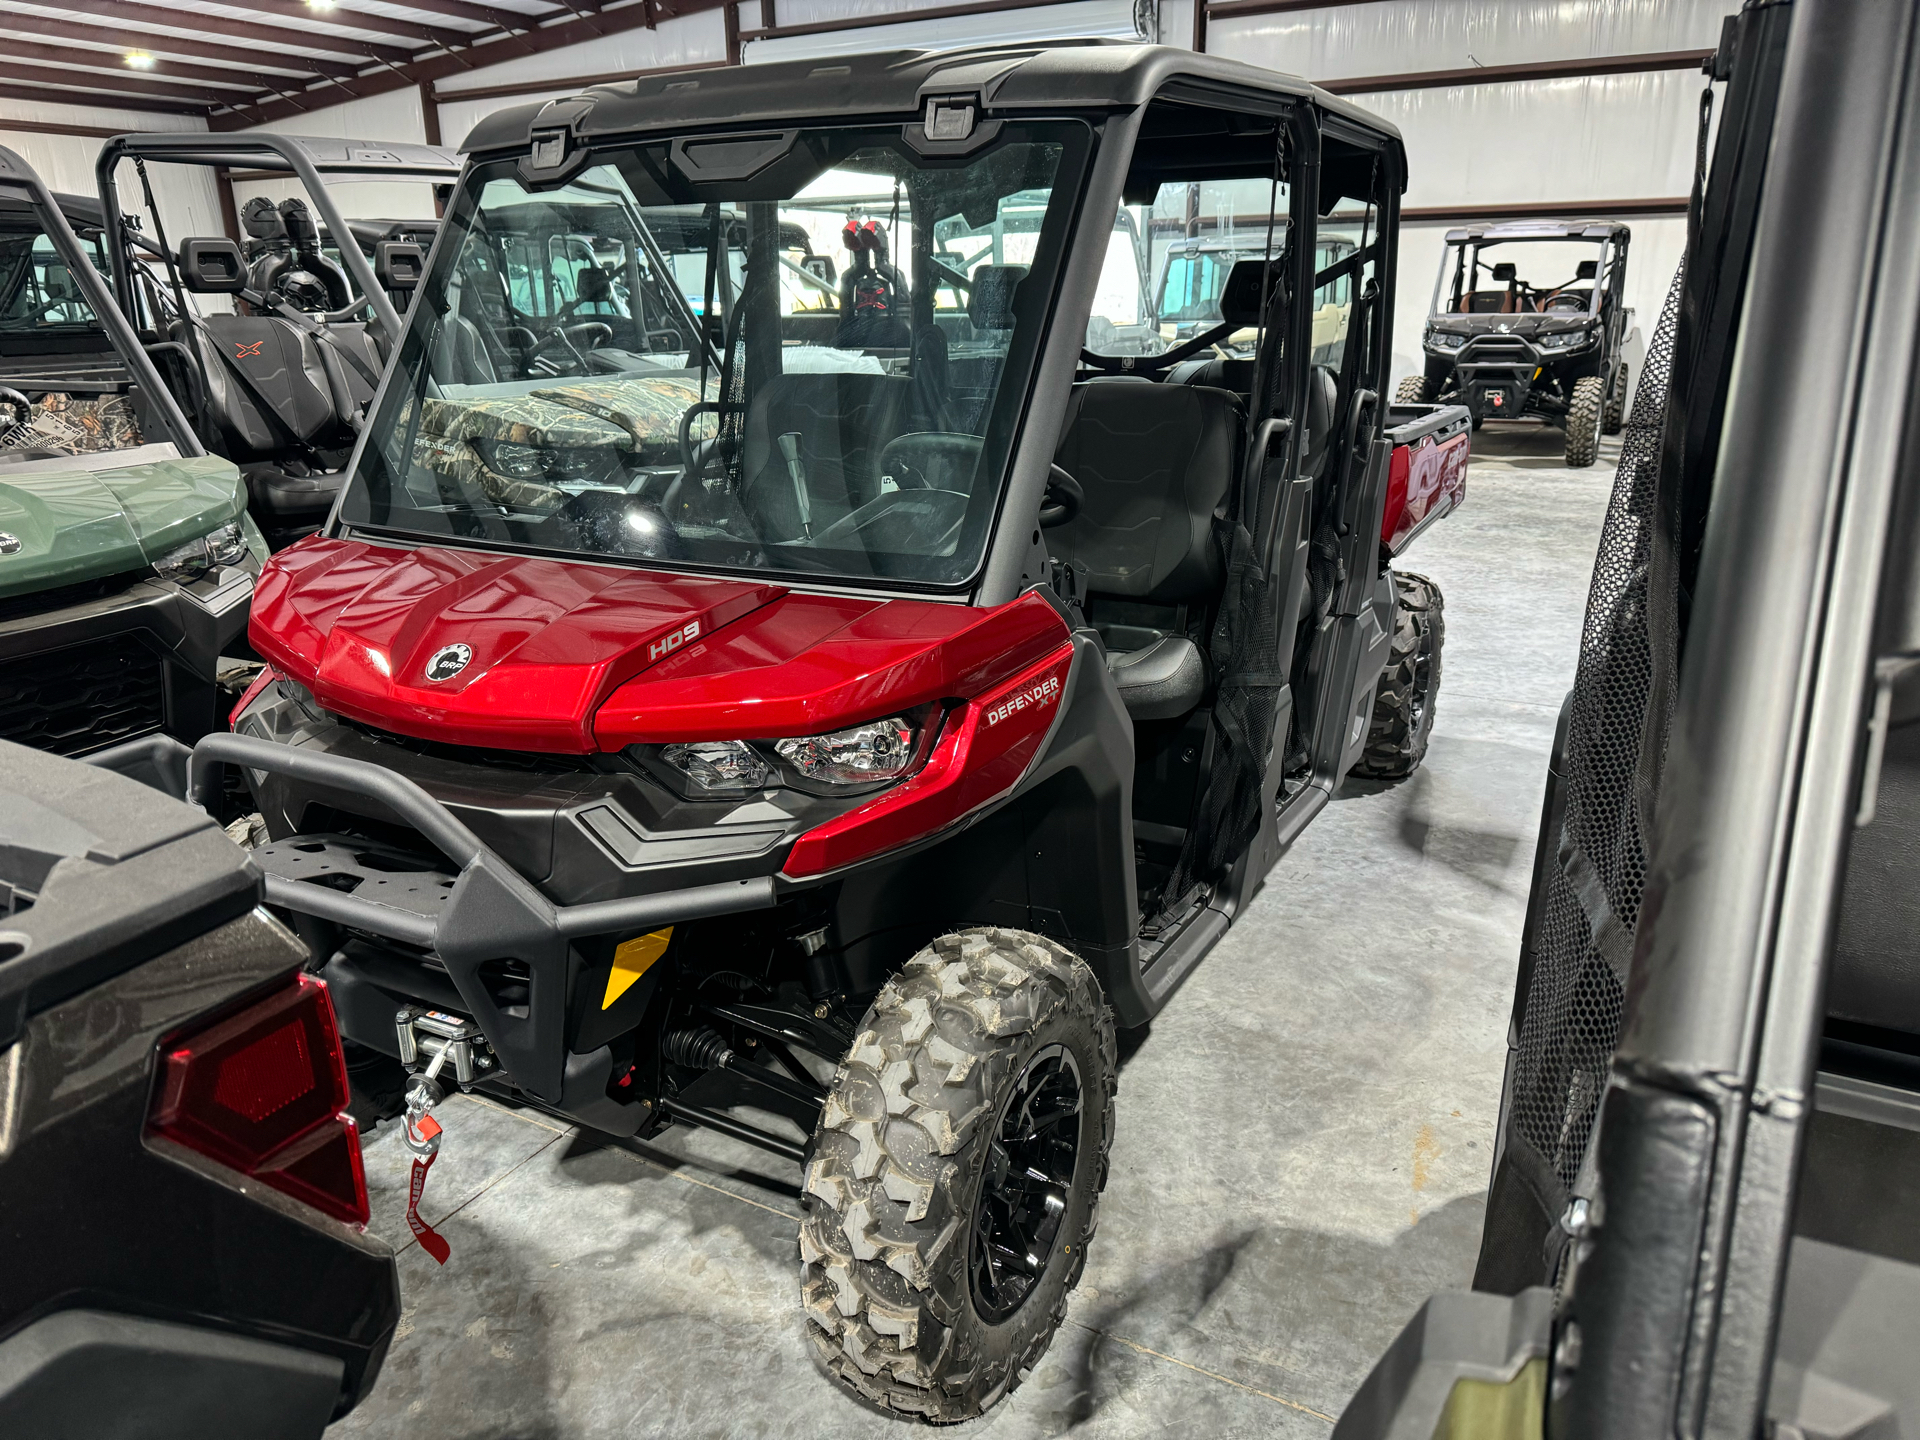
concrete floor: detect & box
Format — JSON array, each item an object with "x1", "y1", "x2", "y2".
[{"x1": 329, "y1": 424, "x2": 1617, "y2": 1440}]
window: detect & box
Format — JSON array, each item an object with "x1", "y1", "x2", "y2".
[
  {"x1": 1086, "y1": 176, "x2": 1291, "y2": 359},
  {"x1": 344, "y1": 123, "x2": 1088, "y2": 589}
]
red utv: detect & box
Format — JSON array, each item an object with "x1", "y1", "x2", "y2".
[{"x1": 189, "y1": 42, "x2": 1466, "y2": 1420}]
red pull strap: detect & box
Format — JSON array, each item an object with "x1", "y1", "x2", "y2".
[{"x1": 405, "y1": 1113, "x2": 451, "y2": 1265}]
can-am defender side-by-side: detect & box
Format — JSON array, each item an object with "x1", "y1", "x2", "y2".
[
  {"x1": 1400, "y1": 219, "x2": 1643, "y2": 466},
  {"x1": 175, "y1": 44, "x2": 1467, "y2": 1419},
  {"x1": 95, "y1": 134, "x2": 462, "y2": 551},
  {"x1": 0, "y1": 147, "x2": 264, "y2": 770}
]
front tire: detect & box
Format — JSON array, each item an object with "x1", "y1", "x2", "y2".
[
  {"x1": 1395, "y1": 373, "x2": 1434, "y2": 405},
  {"x1": 802, "y1": 929, "x2": 1117, "y2": 1422},
  {"x1": 1351, "y1": 571, "x2": 1444, "y2": 780},
  {"x1": 1564, "y1": 374, "x2": 1605, "y2": 467}
]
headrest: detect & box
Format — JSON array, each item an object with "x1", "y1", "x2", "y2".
[
  {"x1": 968, "y1": 264, "x2": 1027, "y2": 330},
  {"x1": 1490, "y1": 261, "x2": 1517, "y2": 282},
  {"x1": 1220, "y1": 258, "x2": 1277, "y2": 328},
  {"x1": 278, "y1": 197, "x2": 317, "y2": 248},
  {"x1": 575, "y1": 264, "x2": 613, "y2": 302},
  {"x1": 241, "y1": 196, "x2": 284, "y2": 241},
  {"x1": 841, "y1": 219, "x2": 888, "y2": 259}
]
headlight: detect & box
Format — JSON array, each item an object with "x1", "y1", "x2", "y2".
[
  {"x1": 473, "y1": 438, "x2": 624, "y2": 488},
  {"x1": 153, "y1": 520, "x2": 247, "y2": 583},
  {"x1": 1538, "y1": 329, "x2": 1589, "y2": 350},
  {"x1": 660, "y1": 740, "x2": 769, "y2": 793},
  {"x1": 1428, "y1": 331, "x2": 1467, "y2": 351},
  {"x1": 776, "y1": 717, "x2": 916, "y2": 786}
]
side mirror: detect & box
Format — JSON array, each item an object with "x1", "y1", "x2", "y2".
[
  {"x1": 1575, "y1": 259, "x2": 1598, "y2": 280},
  {"x1": 375, "y1": 240, "x2": 424, "y2": 293},
  {"x1": 180, "y1": 237, "x2": 247, "y2": 294}
]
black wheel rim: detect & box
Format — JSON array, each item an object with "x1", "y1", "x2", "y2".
[{"x1": 968, "y1": 1043, "x2": 1083, "y2": 1324}]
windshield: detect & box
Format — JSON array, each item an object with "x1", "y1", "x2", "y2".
[
  {"x1": 344, "y1": 123, "x2": 1084, "y2": 588},
  {"x1": 1436, "y1": 237, "x2": 1608, "y2": 316},
  {"x1": 0, "y1": 204, "x2": 151, "y2": 461}
]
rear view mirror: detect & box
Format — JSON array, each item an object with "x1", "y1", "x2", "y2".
[
  {"x1": 375, "y1": 240, "x2": 424, "y2": 292},
  {"x1": 181, "y1": 237, "x2": 246, "y2": 294}
]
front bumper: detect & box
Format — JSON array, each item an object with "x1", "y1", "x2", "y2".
[
  {"x1": 188, "y1": 733, "x2": 778, "y2": 1109},
  {"x1": 0, "y1": 564, "x2": 253, "y2": 753}
]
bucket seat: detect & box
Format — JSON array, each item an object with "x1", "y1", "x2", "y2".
[{"x1": 1049, "y1": 377, "x2": 1241, "y2": 721}]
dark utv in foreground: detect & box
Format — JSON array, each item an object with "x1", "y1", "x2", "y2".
[
  {"x1": 0, "y1": 741, "x2": 395, "y2": 1437},
  {"x1": 1341, "y1": 0, "x2": 1917, "y2": 1434}
]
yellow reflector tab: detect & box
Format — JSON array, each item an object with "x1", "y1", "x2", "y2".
[{"x1": 603, "y1": 926, "x2": 673, "y2": 1009}]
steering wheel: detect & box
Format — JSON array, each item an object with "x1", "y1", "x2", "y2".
[
  {"x1": 1039, "y1": 464, "x2": 1082, "y2": 528},
  {"x1": 678, "y1": 401, "x2": 721, "y2": 470},
  {"x1": 1542, "y1": 292, "x2": 1588, "y2": 314},
  {"x1": 560, "y1": 321, "x2": 613, "y2": 351},
  {"x1": 0, "y1": 386, "x2": 33, "y2": 429},
  {"x1": 877, "y1": 432, "x2": 982, "y2": 491}
]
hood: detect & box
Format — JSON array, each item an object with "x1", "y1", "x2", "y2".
[
  {"x1": 251, "y1": 538, "x2": 1070, "y2": 752},
  {"x1": 0, "y1": 454, "x2": 245, "y2": 600}
]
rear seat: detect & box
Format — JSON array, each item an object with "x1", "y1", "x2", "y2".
[{"x1": 184, "y1": 313, "x2": 380, "y2": 542}]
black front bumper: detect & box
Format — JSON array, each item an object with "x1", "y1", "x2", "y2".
[
  {"x1": 190, "y1": 732, "x2": 781, "y2": 1116},
  {"x1": 0, "y1": 565, "x2": 252, "y2": 755}
]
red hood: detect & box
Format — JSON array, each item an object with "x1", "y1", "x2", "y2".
[{"x1": 250, "y1": 538, "x2": 1069, "y2": 752}]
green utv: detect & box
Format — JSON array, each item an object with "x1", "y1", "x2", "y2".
[{"x1": 0, "y1": 147, "x2": 262, "y2": 773}]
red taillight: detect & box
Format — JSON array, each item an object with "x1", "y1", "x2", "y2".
[{"x1": 147, "y1": 973, "x2": 370, "y2": 1227}]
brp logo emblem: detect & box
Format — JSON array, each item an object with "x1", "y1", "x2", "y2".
[
  {"x1": 424, "y1": 643, "x2": 472, "y2": 681},
  {"x1": 0, "y1": 531, "x2": 19, "y2": 556}
]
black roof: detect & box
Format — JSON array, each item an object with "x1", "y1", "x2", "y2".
[
  {"x1": 1442, "y1": 219, "x2": 1632, "y2": 244},
  {"x1": 462, "y1": 40, "x2": 1403, "y2": 157}
]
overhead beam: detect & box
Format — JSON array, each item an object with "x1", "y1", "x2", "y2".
[
  {"x1": 1315, "y1": 50, "x2": 1718, "y2": 94},
  {"x1": 363, "y1": 0, "x2": 540, "y2": 25},
  {"x1": 739, "y1": 0, "x2": 1087, "y2": 43},
  {"x1": 0, "y1": 9, "x2": 364, "y2": 78},
  {"x1": 435, "y1": 56, "x2": 725, "y2": 103},
  {"x1": 1328, "y1": 198, "x2": 1692, "y2": 224},
  {"x1": 0, "y1": 60, "x2": 240, "y2": 104},
  {"x1": 50, "y1": 0, "x2": 419, "y2": 65},
  {"x1": 220, "y1": 0, "x2": 467, "y2": 48},
  {"x1": 211, "y1": 0, "x2": 722, "y2": 129},
  {"x1": 0, "y1": 80, "x2": 203, "y2": 115},
  {"x1": 1395, "y1": 197, "x2": 1692, "y2": 222},
  {"x1": 0, "y1": 36, "x2": 303, "y2": 89},
  {"x1": 1193, "y1": 0, "x2": 1390, "y2": 50},
  {"x1": 0, "y1": 116, "x2": 159, "y2": 140}
]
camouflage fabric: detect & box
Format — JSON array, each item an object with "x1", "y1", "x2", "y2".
[
  {"x1": 415, "y1": 374, "x2": 710, "y2": 508},
  {"x1": 0, "y1": 392, "x2": 145, "y2": 456}
]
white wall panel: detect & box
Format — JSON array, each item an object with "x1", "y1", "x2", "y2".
[
  {"x1": 434, "y1": 6, "x2": 728, "y2": 100},
  {"x1": 1213, "y1": 0, "x2": 1733, "y2": 84},
  {"x1": 0, "y1": 104, "x2": 223, "y2": 266},
  {"x1": 435, "y1": 8, "x2": 729, "y2": 149},
  {"x1": 1361, "y1": 71, "x2": 1708, "y2": 208}
]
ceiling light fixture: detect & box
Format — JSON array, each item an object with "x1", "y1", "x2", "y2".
[{"x1": 125, "y1": 52, "x2": 157, "y2": 69}]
